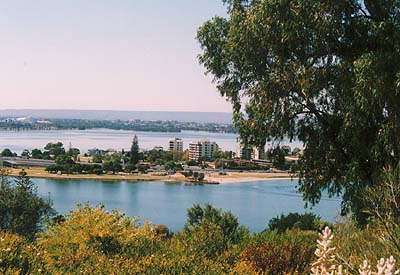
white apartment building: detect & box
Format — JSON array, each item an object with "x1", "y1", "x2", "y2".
[
  {"x1": 169, "y1": 138, "x2": 183, "y2": 152},
  {"x1": 189, "y1": 140, "x2": 219, "y2": 161}
]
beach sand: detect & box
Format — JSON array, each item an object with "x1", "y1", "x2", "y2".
[{"x1": 6, "y1": 167, "x2": 296, "y2": 184}]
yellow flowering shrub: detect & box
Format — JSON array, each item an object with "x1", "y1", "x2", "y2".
[
  {"x1": 0, "y1": 231, "x2": 45, "y2": 275},
  {"x1": 2, "y1": 203, "x2": 400, "y2": 275},
  {"x1": 37, "y1": 204, "x2": 160, "y2": 274}
]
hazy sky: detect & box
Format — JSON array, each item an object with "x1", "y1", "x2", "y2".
[{"x1": 0, "y1": 0, "x2": 232, "y2": 112}]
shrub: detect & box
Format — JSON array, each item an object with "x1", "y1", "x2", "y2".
[
  {"x1": 268, "y1": 212, "x2": 321, "y2": 232},
  {"x1": 0, "y1": 231, "x2": 46, "y2": 275},
  {"x1": 0, "y1": 170, "x2": 54, "y2": 239},
  {"x1": 311, "y1": 227, "x2": 400, "y2": 275},
  {"x1": 186, "y1": 203, "x2": 247, "y2": 245},
  {"x1": 124, "y1": 163, "x2": 136, "y2": 173},
  {"x1": 238, "y1": 230, "x2": 317, "y2": 275},
  {"x1": 38, "y1": 204, "x2": 161, "y2": 274}
]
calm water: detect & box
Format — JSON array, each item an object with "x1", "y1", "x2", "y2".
[
  {"x1": 34, "y1": 178, "x2": 340, "y2": 232},
  {"x1": 0, "y1": 129, "x2": 303, "y2": 154}
]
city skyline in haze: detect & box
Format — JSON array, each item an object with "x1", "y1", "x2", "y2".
[{"x1": 0, "y1": 0, "x2": 232, "y2": 112}]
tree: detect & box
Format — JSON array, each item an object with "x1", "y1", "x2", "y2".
[
  {"x1": 266, "y1": 146, "x2": 287, "y2": 170},
  {"x1": 55, "y1": 154, "x2": 74, "y2": 165},
  {"x1": 124, "y1": 163, "x2": 136, "y2": 173},
  {"x1": 197, "y1": 172, "x2": 205, "y2": 181},
  {"x1": 268, "y1": 212, "x2": 321, "y2": 233},
  {"x1": 1, "y1": 148, "x2": 15, "y2": 157},
  {"x1": 137, "y1": 164, "x2": 149, "y2": 173},
  {"x1": 67, "y1": 148, "x2": 80, "y2": 161},
  {"x1": 31, "y1": 149, "x2": 43, "y2": 159},
  {"x1": 21, "y1": 149, "x2": 30, "y2": 158},
  {"x1": 102, "y1": 161, "x2": 121, "y2": 175},
  {"x1": 0, "y1": 170, "x2": 54, "y2": 239},
  {"x1": 92, "y1": 154, "x2": 103, "y2": 163},
  {"x1": 186, "y1": 203, "x2": 245, "y2": 244},
  {"x1": 130, "y1": 135, "x2": 139, "y2": 165},
  {"x1": 363, "y1": 163, "x2": 400, "y2": 253},
  {"x1": 44, "y1": 142, "x2": 65, "y2": 158},
  {"x1": 197, "y1": 0, "x2": 400, "y2": 224}
]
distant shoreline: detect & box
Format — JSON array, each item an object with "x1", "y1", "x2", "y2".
[
  {"x1": 0, "y1": 109, "x2": 233, "y2": 124},
  {"x1": 7, "y1": 167, "x2": 296, "y2": 184}
]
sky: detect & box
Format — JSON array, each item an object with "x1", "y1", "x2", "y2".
[{"x1": 0, "y1": 0, "x2": 232, "y2": 113}]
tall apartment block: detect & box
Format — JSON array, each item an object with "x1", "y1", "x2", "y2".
[
  {"x1": 169, "y1": 138, "x2": 183, "y2": 152},
  {"x1": 189, "y1": 140, "x2": 219, "y2": 161}
]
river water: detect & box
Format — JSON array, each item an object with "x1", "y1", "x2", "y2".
[
  {"x1": 34, "y1": 178, "x2": 341, "y2": 232},
  {"x1": 2, "y1": 129, "x2": 329, "y2": 232},
  {"x1": 0, "y1": 129, "x2": 303, "y2": 153}
]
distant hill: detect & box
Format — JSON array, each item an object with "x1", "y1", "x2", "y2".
[{"x1": 0, "y1": 109, "x2": 233, "y2": 124}]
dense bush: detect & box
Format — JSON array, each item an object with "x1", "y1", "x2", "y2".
[
  {"x1": 237, "y1": 230, "x2": 317, "y2": 275},
  {"x1": 186, "y1": 203, "x2": 248, "y2": 245},
  {"x1": 1, "y1": 200, "x2": 400, "y2": 274},
  {"x1": 268, "y1": 212, "x2": 321, "y2": 233},
  {"x1": 46, "y1": 163, "x2": 102, "y2": 175},
  {"x1": 0, "y1": 170, "x2": 54, "y2": 239}
]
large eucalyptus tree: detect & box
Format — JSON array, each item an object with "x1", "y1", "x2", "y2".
[{"x1": 197, "y1": 0, "x2": 400, "y2": 224}]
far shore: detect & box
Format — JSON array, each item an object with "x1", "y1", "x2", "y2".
[{"x1": 7, "y1": 167, "x2": 297, "y2": 184}]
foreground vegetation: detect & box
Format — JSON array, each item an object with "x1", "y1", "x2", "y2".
[
  {"x1": 1, "y1": 167, "x2": 400, "y2": 275},
  {"x1": 1, "y1": 204, "x2": 400, "y2": 275}
]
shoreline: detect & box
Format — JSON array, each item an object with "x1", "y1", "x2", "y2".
[{"x1": 7, "y1": 167, "x2": 297, "y2": 184}]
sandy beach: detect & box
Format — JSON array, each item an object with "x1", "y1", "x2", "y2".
[{"x1": 6, "y1": 167, "x2": 296, "y2": 184}]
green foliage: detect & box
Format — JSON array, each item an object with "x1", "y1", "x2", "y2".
[
  {"x1": 186, "y1": 203, "x2": 247, "y2": 245},
  {"x1": 362, "y1": 163, "x2": 400, "y2": 253},
  {"x1": 164, "y1": 160, "x2": 182, "y2": 171},
  {"x1": 44, "y1": 142, "x2": 65, "y2": 158},
  {"x1": 31, "y1": 149, "x2": 43, "y2": 159},
  {"x1": 145, "y1": 150, "x2": 184, "y2": 165},
  {"x1": 102, "y1": 160, "x2": 118, "y2": 174},
  {"x1": 46, "y1": 163, "x2": 102, "y2": 175},
  {"x1": 197, "y1": 0, "x2": 400, "y2": 224},
  {"x1": 0, "y1": 170, "x2": 54, "y2": 239},
  {"x1": 1, "y1": 201, "x2": 400, "y2": 275},
  {"x1": 124, "y1": 163, "x2": 136, "y2": 173},
  {"x1": 55, "y1": 154, "x2": 74, "y2": 165},
  {"x1": 1, "y1": 148, "x2": 16, "y2": 157},
  {"x1": 181, "y1": 169, "x2": 194, "y2": 178},
  {"x1": 67, "y1": 148, "x2": 80, "y2": 160},
  {"x1": 186, "y1": 160, "x2": 197, "y2": 166},
  {"x1": 197, "y1": 172, "x2": 205, "y2": 181},
  {"x1": 266, "y1": 146, "x2": 287, "y2": 170},
  {"x1": 91, "y1": 154, "x2": 103, "y2": 163},
  {"x1": 130, "y1": 135, "x2": 139, "y2": 165},
  {"x1": 137, "y1": 163, "x2": 150, "y2": 173},
  {"x1": 21, "y1": 149, "x2": 30, "y2": 158},
  {"x1": 178, "y1": 221, "x2": 227, "y2": 259},
  {"x1": 268, "y1": 212, "x2": 321, "y2": 233}
]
